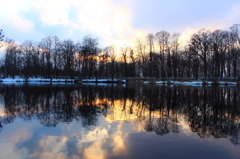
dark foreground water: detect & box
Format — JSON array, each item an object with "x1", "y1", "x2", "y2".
[{"x1": 0, "y1": 84, "x2": 239, "y2": 159}]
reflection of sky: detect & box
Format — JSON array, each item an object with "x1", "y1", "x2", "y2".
[
  {"x1": 1, "y1": 113, "x2": 240, "y2": 159},
  {"x1": 0, "y1": 86, "x2": 240, "y2": 159}
]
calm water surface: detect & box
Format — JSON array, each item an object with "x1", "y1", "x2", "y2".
[{"x1": 0, "y1": 84, "x2": 239, "y2": 159}]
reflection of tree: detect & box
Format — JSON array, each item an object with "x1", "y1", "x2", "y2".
[
  {"x1": 141, "y1": 86, "x2": 180, "y2": 136},
  {"x1": 229, "y1": 123, "x2": 240, "y2": 145},
  {"x1": 0, "y1": 85, "x2": 106, "y2": 128},
  {"x1": 135, "y1": 86, "x2": 240, "y2": 141},
  {"x1": 0, "y1": 84, "x2": 240, "y2": 145},
  {"x1": 77, "y1": 105, "x2": 100, "y2": 128},
  {"x1": 185, "y1": 87, "x2": 240, "y2": 145}
]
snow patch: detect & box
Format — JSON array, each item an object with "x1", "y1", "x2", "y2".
[{"x1": 0, "y1": 78, "x2": 74, "y2": 83}]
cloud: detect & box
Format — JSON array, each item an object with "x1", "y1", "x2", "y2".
[
  {"x1": 12, "y1": 15, "x2": 35, "y2": 33},
  {"x1": 14, "y1": 0, "x2": 137, "y2": 46},
  {"x1": 70, "y1": 0, "x2": 136, "y2": 45},
  {"x1": 0, "y1": 0, "x2": 46, "y2": 43},
  {"x1": 178, "y1": 4, "x2": 240, "y2": 47},
  {"x1": 1, "y1": 0, "x2": 240, "y2": 48},
  {"x1": 0, "y1": 0, "x2": 35, "y2": 32},
  {"x1": 33, "y1": 0, "x2": 71, "y2": 26}
]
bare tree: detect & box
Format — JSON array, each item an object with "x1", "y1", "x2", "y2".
[
  {"x1": 230, "y1": 24, "x2": 240, "y2": 79},
  {"x1": 230, "y1": 24, "x2": 240, "y2": 45},
  {"x1": 104, "y1": 45, "x2": 116, "y2": 79},
  {"x1": 189, "y1": 29, "x2": 211, "y2": 78},
  {"x1": 129, "y1": 49, "x2": 136, "y2": 77},
  {"x1": 156, "y1": 31, "x2": 170, "y2": 78},
  {"x1": 21, "y1": 40, "x2": 38, "y2": 79},
  {"x1": 119, "y1": 44, "x2": 129, "y2": 79},
  {"x1": 51, "y1": 36, "x2": 61, "y2": 78},
  {"x1": 146, "y1": 34, "x2": 155, "y2": 77},
  {"x1": 4, "y1": 39, "x2": 21, "y2": 78},
  {"x1": 62, "y1": 40, "x2": 76, "y2": 79},
  {"x1": 135, "y1": 38, "x2": 147, "y2": 77},
  {"x1": 80, "y1": 35, "x2": 99, "y2": 78},
  {"x1": 171, "y1": 33, "x2": 180, "y2": 78},
  {"x1": 39, "y1": 36, "x2": 54, "y2": 79}
]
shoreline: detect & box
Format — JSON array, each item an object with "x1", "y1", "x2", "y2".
[
  {"x1": 80, "y1": 78, "x2": 239, "y2": 86},
  {"x1": 1, "y1": 78, "x2": 239, "y2": 86},
  {"x1": 0, "y1": 78, "x2": 75, "y2": 83}
]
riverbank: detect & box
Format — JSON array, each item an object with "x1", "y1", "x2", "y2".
[
  {"x1": 80, "y1": 78, "x2": 239, "y2": 86},
  {"x1": 0, "y1": 78, "x2": 239, "y2": 86},
  {"x1": 0, "y1": 78, "x2": 74, "y2": 83}
]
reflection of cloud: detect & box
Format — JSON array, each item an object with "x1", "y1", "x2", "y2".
[
  {"x1": 9, "y1": 127, "x2": 32, "y2": 144},
  {"x1": 0, "y1": 127, "x2": 31, "y2": 159},
  {"x1": 35, "y1": 136, "x2": 68, "y2": 159},
  {"x1": 112, "y1": 130, "x2": 127, "y2": 155},
  {"x1": 106, "y1": 99, "x2": 159, "y2": 123},
  {"x1": 84, "y1": 142, "x2": 106, "y2": 159},
  {"x1": 0, "y1": 107, "x2": 5, "y2": 117},
  {"x1": 106, "y1": 99, "x2": 134, "y2": 121},
  {"x1": 82, "y1": 123, "x2": 128, "y2": 158},
  {"x1": 80, "y1": 127, "x2": 108, "y2": 142},
  {"x1": 177, "y1": 116, "x2": 193, "y2": 136}
]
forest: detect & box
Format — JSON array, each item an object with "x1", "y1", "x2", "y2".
[{"x1": 0, "y1": 24, "x2": 240, "y2": 80}]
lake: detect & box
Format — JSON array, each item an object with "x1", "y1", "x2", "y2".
[{"x1": 0, "y1": 84, "x2": 239, "y2": 159}]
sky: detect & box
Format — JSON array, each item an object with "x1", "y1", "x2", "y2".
[{"x1": 0, "y1": 0, "x2": 240, "y2": 48}]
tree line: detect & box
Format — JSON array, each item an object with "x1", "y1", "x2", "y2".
[{"x1": 0, "y1": 24, "x2": 240, "y2": 79}]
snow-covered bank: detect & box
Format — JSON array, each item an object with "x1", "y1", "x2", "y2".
[
  {"x1": 168, "y1": 81, "x2": 203, "y2": 86},
  {"x1": 143, "y1": 80, "x2": 238, "y2": 86},
  {"x1": 81, "y1": 79, "x2": 125, "y2": 83},
  {"x1": 0, "y1": 78, "x2": 74, "y2": 83},
  {"x1": 152, "y1": 80, "x2": 238, "y2": 86},
  {"x1": 81, "y1": 79, "x2": 239, "y2": 86},
  {"x1": 0, "y1": 78, "x2": 239, "y2": 86}
]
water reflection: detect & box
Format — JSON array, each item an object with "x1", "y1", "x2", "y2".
[{"x1": 0, "y1": 84, "x2": 240, "y2": 158}]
